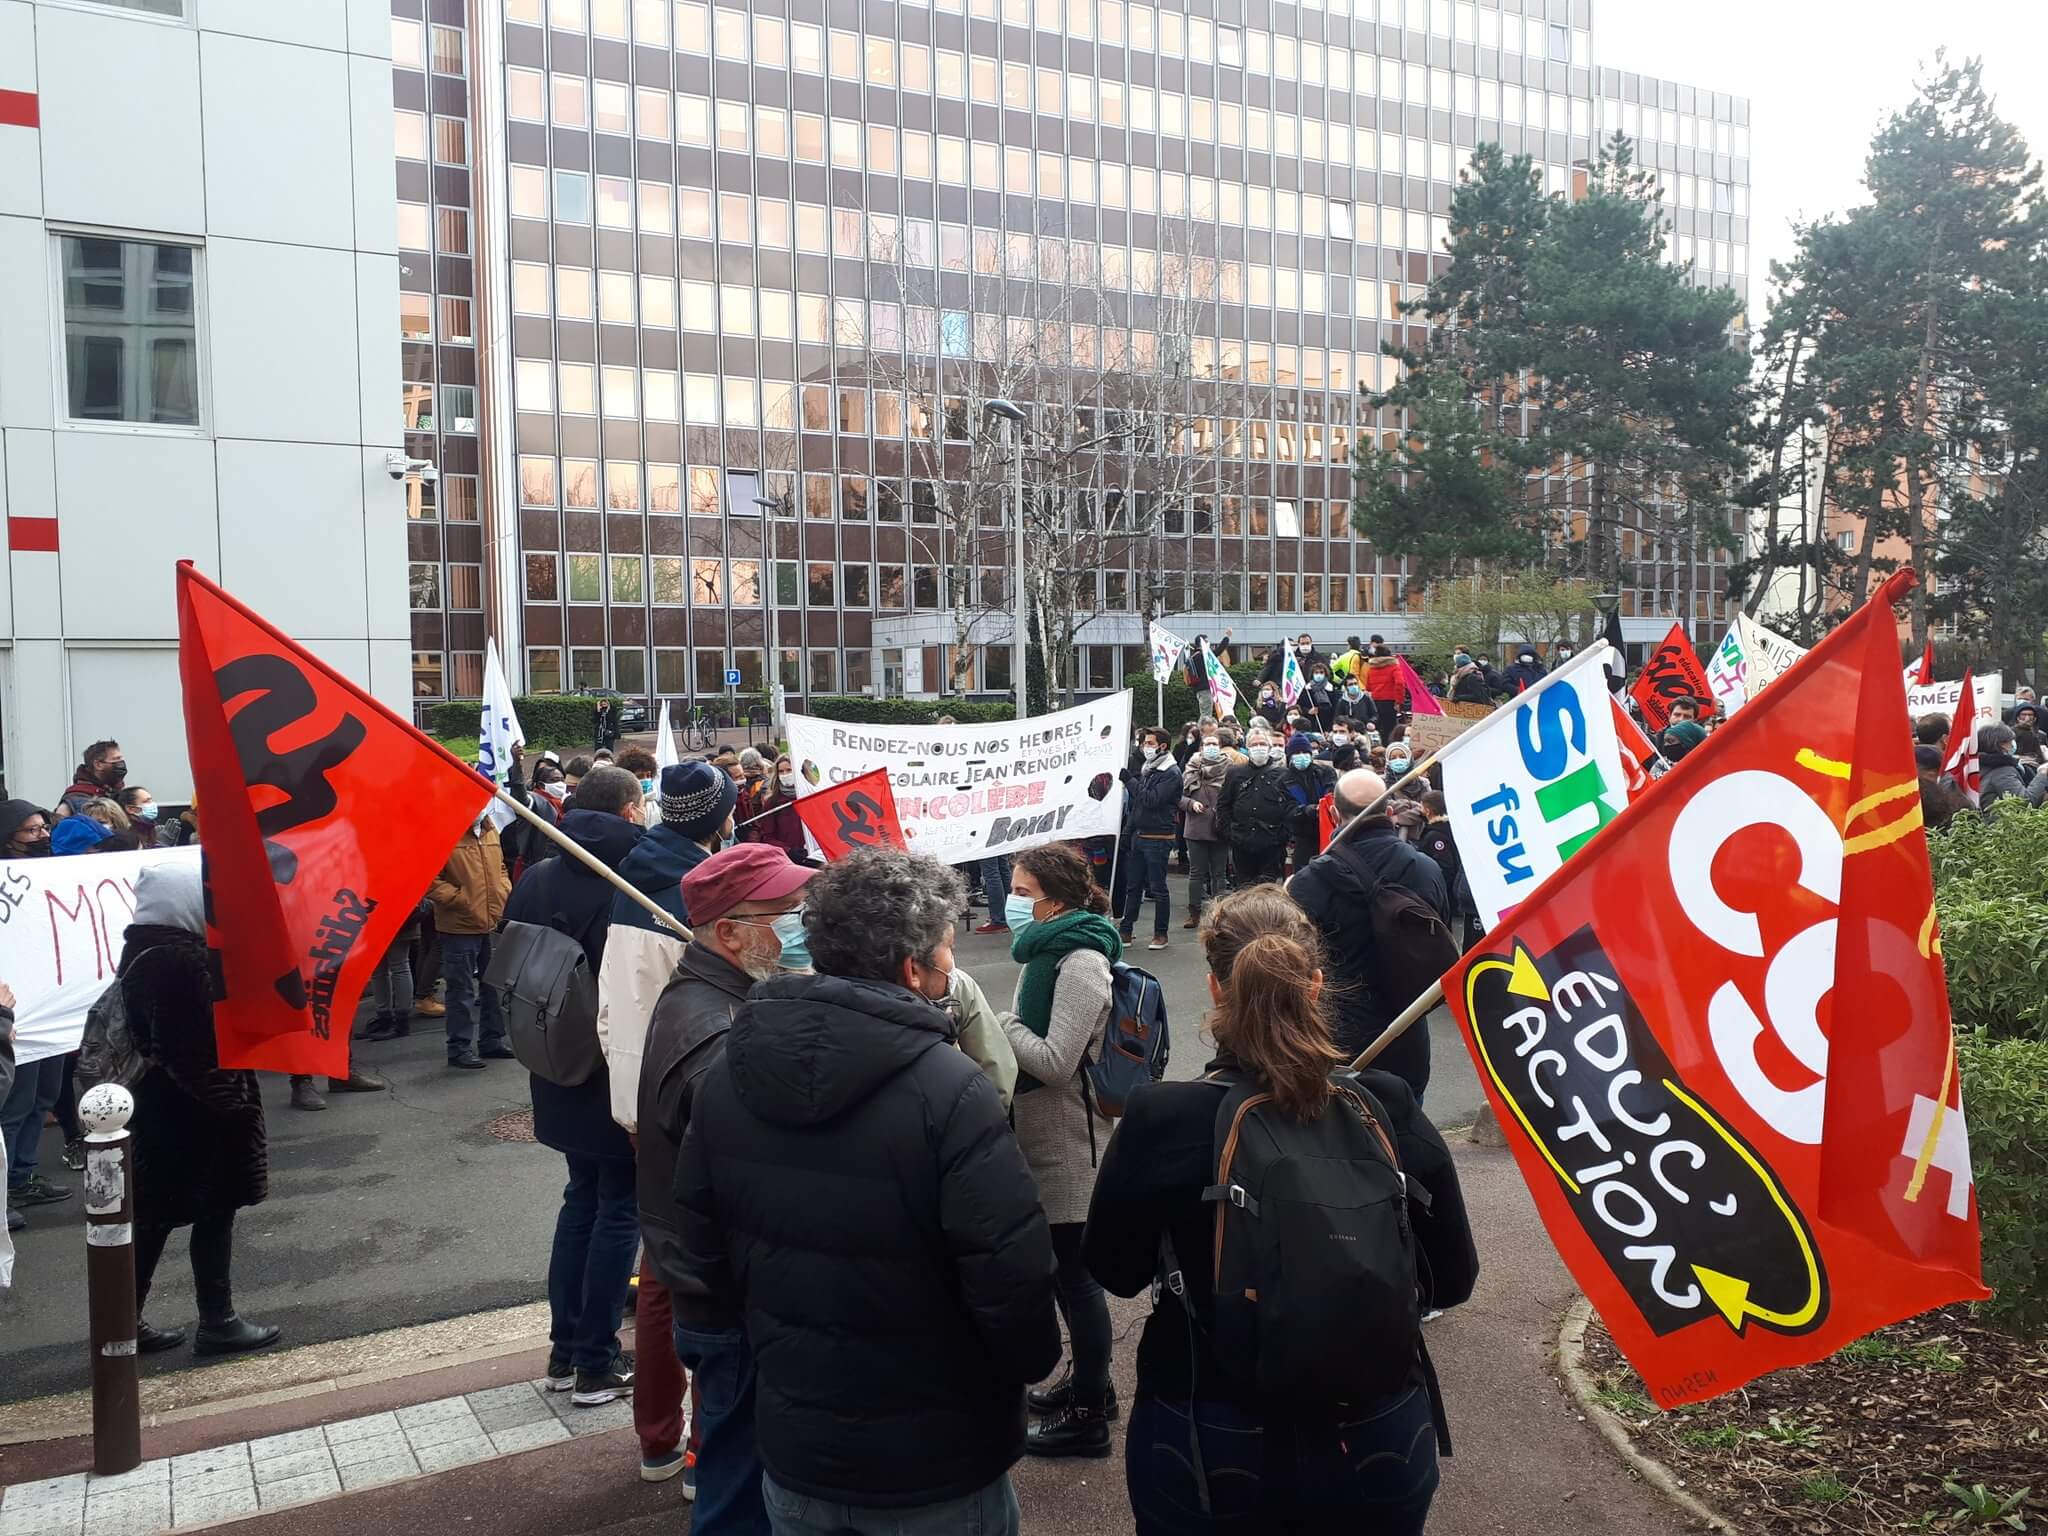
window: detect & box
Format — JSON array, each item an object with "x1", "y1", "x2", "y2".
[
  {"x1": 58, "y1": 236, "x2": 201, "y2": 427},
  {"x1": 442, "y1": 384, "x2": 477, "y2": 433},
  {"x1": 528, "y1": 648, "x2": 564, "y2": 694},
  {"x1": 393, "y1": 110, "x2": 427, "y2": 160},
  {"x1": 392, "y1": 18, "x2": 425, "y2": 65},
  {"x1": 525, "y1": 554, "x2": 559, "y2": 600},
  {"x1": 567, "y1": 554, "x2": 602, "y2": 601},
  {"x1": 431, "y1": 25, "x2": 465, "y2": 74},
  {"x1": 409, "y1": 562, "x2": 442, "y2": 609},
  {"x1": 433, "y1": 116, "x2": 467, "y2": 165},
  {"x1": 554, "y1": 171, "x2": 591, "y2": 223}
]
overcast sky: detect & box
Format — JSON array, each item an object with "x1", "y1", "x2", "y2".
[{"x1": 1597, "y1": 0, "x2": 2048, "y2": 321}]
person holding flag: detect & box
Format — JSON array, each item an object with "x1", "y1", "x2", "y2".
[{"x1": 1200, "y1": 638, "x2": 1240, "y2": 723}]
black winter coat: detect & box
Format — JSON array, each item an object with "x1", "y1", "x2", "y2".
[
  {"x1": 1083, "y1": 1059, "x2": 1478, "y2": 1405},
  {"x1": 676, "y1": 972, "x2": 1061, "y2": 1509},
  {"x1": 1217, "y1": 761, "x2": 1292, "y2": 853},
  {"x1": 1501, "y1": 657, "x2": 1547, "y2": 694},
  {"x1": 1127, "y1": 757, "x2": 1182, "y2": 836},
  {"x1": 639, "y1": 939, "x2": 752, "y2": 1324},
  {"x1": 1287, "y1": 821, "x2": 1451, "y2": 1095},
  {"x1": 1279, "y1": 761, "x2": 1335, "y2": 868},
  {"x1": 119, "y1": 924, "x2": 268, "y2": 1227},
  {"x1": 502, "y1": 809, "x2": 644, "y2": 1161}
]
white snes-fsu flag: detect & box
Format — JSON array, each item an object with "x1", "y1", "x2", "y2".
[{"x1": 479, "y1": 639, "x2": 526, "y2": 830}]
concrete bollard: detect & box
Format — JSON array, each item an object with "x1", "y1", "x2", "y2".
[{"x1": 78, "y1": 1083, "x2": 141, "y2": 1477}]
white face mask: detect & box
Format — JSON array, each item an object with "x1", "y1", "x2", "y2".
[
  {"x1": 1142, "y1": 745, "x2": 1159, "y2": 762},
  {"x1": 1248, "y1": 744, "x2": 1272, "y2": 766},
  {"x1": 779, "y1": 772, "x2": 796, "y2": 789},
  {"x1": 1332, "y1": 733, "x2": 1348, "y2": 745}
]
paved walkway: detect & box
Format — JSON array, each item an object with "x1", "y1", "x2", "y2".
[{"x1": 0, "y1": 1135, "x2": 1706, "y2": 1536}]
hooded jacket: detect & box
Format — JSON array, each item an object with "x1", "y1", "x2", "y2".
[
  {"x1": 502, "y1": 809, "x2": 644, "y2": 1160},
  {"x1": 597, "y1": 822, "x2": 710, "y2": 1131},
  {"x1": 1287, "y1": 818, "x2": 1450, "y2": 1095},
  {"x1": 675, "y1": 971, "x2": 1060, "y2": 1509},
  {"x1": 1978, "y1": 750, "x2": 2029, "y2": 809},
  {"x1": 1126, "y1": 753, "x2": 1182, "y2": 836},
  {"x1": 1363, "y1": 651, "x2": 1405, "y2": 701},
  {"x1": 1501, "y1": 652, "x2": 1547, "y2": 693},
  {"x1": 425, "y1": 822, "x2": 510, "y2": 935}
]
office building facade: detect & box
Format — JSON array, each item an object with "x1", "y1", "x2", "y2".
[
  {"x1": 0, "y1": 0, "x2": 409, "y2": 800},
  {"x1": 391, "y1": 0, "x2": 1751, "y2": 710}
]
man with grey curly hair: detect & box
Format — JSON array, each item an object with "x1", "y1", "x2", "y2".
[{"x1": 676, "y1": 845, "x2": 1059, "y2": 1534}]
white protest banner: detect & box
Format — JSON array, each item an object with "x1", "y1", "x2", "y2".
[
  {"x1": 1907, "y1": 671, "x2": 2000, "y2": 730},
  {"x1": 1203, "y1": 642, "x2": 1239, "y2": 720},
  {"x1": 1739, "y1": 614, "x2": 1807, "y2": 695},
  {"x1": 1438, "y1": 646, "x2": 1629, "y2": 930},
  {"x1": 479, "y1": 639, "x2": 526, "y2": 831},
  {"x1": 1148, "y1": 622, "x2": 1187, "y2": 685},
  {"x1": 1703, "y1": 621, "x2": 1751, "y2": 716},
  {"x1": 654, "y1": 698, "x2": 680, "y2": 777},
  {"x1": 785, "y1": 695, "x2": 1132, "y2": 864},
  {"x1": 8, "y1": 846, "x2": 203, "y2": 1067}
]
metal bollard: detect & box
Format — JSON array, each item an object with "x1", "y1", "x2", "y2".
[{"x1": 78, "y1": 1083, "x2": 141, "y2": 1477}]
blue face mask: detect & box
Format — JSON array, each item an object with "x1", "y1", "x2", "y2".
[
  {"x1": 640, "y1": 777, "x2": 655, "y2": 796},
  {"x1": 1004, "y1": 893, "x2": 1039, "y2": 932},
  {"x1": 772, "y1": 910, "x2": 810, "y2": 970},
  {"x1": 1290, "y1": 753, "x2": 1313, "y2": 770},
  {"x1": 135, "y1": 803, "x2": 160, "y2": 822}
]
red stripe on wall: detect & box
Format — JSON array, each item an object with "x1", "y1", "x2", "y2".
[
  {"x1": 9, "y1": 517, "x2": 60, "y2": 553},
  {"x1": 0, "y1": 90, "x2": 37, "y2": 129}
]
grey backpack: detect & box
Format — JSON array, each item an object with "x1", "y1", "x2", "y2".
[
  {"x1": 484, "y1": 921, "x2": 600, "y2": 1086},
  {"x1": 77, "y1": 972, "x2": 149, "y2": 1094}
]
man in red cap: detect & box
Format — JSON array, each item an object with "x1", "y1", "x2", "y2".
[{"x1": 639, "y1": 843, "x2": 815, "y2": 1532}]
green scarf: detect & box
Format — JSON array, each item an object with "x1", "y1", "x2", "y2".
[{"x1": 1010, "y1": 910, "x2": 1123, "y2": 1039}]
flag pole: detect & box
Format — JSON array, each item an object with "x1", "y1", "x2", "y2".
[
  {"x1": 1348, "y1": 979, "x2": 1446, "y2": 1072},
  {"x1": 493, "y1": 786, "x2": 692, "y2": 941}
]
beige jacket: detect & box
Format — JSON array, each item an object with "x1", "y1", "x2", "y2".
[{"x1": 425, "y1": 824, "x2": 510, "y2": 935}]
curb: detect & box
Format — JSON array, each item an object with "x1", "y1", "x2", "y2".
[{"x1": 1555, "y1": 1296, "x2": 1742, "y2": 1535}]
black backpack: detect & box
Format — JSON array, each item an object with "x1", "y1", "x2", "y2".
[
  {"x1": 1165, "y1": 1071, "x2": 1440, "y2": 1415},
  {"x1": 484, "y1": 920, "x2": 600, "y2": 1086},
  {"x1": 1363, "y1": 871, "x2": 1461, "y2": 1017}
]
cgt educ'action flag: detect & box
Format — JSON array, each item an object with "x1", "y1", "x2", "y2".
[
  {"x1": 1631, "y1": 622, "x2": 1716, "y2": 732},
  {"x1": 1445, "y1": 569, "x2": 1986, "y2": 1410},
  {"x1": 178, "y1": 565, "x2": 495, "y2": 1077},
  {"x1": 793, "y1": 765, "x2": 906, "y2": 859}
]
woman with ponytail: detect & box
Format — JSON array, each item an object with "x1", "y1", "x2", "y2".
[
  {"x1": 1082, "y1": 885, "x2": 1479, "y2": 1535},
  {"x1": 998, "y1": 842, "x2": 1122, "y2": 1459}
]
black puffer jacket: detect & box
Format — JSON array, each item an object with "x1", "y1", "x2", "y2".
[
  {"x1": 1287, "y1": 819, "x2": 1451, "y2": 1095},
  {"x1": 675, "y1": 972, "x2": 1061, "y2": 1509},
  {"x1": 502, "y1": 809, "x2": 643, "y2": 1161},
  {"x1": 1126, "y1": 756, "x2": 1182, "y2": 836}
]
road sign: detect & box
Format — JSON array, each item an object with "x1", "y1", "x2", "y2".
[{"x1": 724, "y1": 668, "x2": 742, "y2": 687}]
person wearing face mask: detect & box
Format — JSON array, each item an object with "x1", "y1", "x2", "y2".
[
  {"x1": 1279, "y1": 733, "x2": 1336, "y2": 872},
  {"x1": 677, "y1": 846, "x2": 1060, "y2": 1533},
  {"x1": 1550, "y1": 642, "x2": 1576, "y2": 673},
  {"x1": 738, "y1": 754, "x2": 808, "y2": 864},
  {"x1": 1179, "y1": 726, "x2": 1239, "y2": 930},
  {"x1": 1116, "y1": 728, "x2": 1181, "y2": 953},
  {"x1": 1301, "y1": 665, "x2": 1337, "y2": 734},
  {"x1": 1252, "y1": 680, "x2": 1288, "y2": 729},
  {"x1": 418, "y1": 810, "x2": 513, "y2": 1072},
  {"x1": 501, "y1": 764, "x2": 650, "y2": 1408},
  {"x1": 1217, "y1": 728, "x2": 1294, "y2": 887},
  {"x1": 635, "y1": 845, "x2": 818, "y2": 1506},
  {"x1": 1323, "y1": 720, "x2": 1365, "y2": 774},
  {"x1": 1449, "y1": 646, "x2": 1502, "y2": 705},
  {"x1": 58, "y1": 739, "x2": 127, "y2": 816},
  {"x1": 0, "y1": 801, "x2": 52, "y2": 859},
  {"x1": 995, "y1": 843, "x2": 1121, "y2": 1458}
]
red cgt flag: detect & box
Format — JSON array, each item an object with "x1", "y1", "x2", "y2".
[
  {"x1": 178, "y1": 565, "x2": 494, "y2": 1076},
  {"x1": 793, "y1": 766, "x2": 906, "y2": 860},
  {"x1": 1631, "y1": 622, "x2": 1716, "y2": 731},
  {"x1": 1445, "y1": 569, "x2": 1985, "y2": 1410},
  {"x1": 1610, "y1": 695, "x2": 1660, "y2": 802},
  {"x1": 1938, "y1": 670, "x2": 1982, "y2": 806}
]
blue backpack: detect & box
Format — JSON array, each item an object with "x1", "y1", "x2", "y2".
[{"x1": 1084, "y1": 962, "x2": 1171, "y2": 1116}]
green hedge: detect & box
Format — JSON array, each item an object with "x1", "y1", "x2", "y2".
[
  {"x1": 801, "y1": 696, "x2": 1018, "y2": 725},
  {"x1": 423, "y1": 695, "x2": 599, "y2": 745},
  {"x1": 1959, "y1": 1034, "x2": 2048, "y2": 1336},
  {"x1": 1127, "y1": 660, "x2": 1267, "y2": 730}
]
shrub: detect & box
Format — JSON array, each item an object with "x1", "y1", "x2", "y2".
[
  {"x1": 422, "y1": 695, "x2": 599, "y2": 745},
  {"x1": 1938, "y1": 893, "x2": 2048, "y2": 1042},
  {"x1": 1127, "y1": 661, "x2": 1266, "y2": 730},
  {"x1": 1959, "y1": 1034, "x2": 2048, "y2": 1337}
]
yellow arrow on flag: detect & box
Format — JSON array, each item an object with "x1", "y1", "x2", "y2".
[{"x1": 1503, "y1": 944, "x2": 1549, "y2": 1002}]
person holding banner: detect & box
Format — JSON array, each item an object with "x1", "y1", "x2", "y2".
[
  {"x1": 999, "y1": 844, "x2": 1123, "y2": 1460},
  {"x1": 1082, "y1": 886, "x2": 1477, "y2": 1536}
]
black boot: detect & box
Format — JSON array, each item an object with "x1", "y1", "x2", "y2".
[
  {"x1": 1023, "y1": 1400, "x2": 1114, "y2": 1458},
  {"x1": 1029, "y1": 1366, "x2": 1120, "y2": 1420},
  {"x1": 136, "y1": 1317, "x2": 186, "y2": 1354},
  {"x1": 193, "y1": 1315, "x2": 281, "y2": 1356}
]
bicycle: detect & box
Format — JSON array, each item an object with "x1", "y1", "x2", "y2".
[{"x1": 680, "y1": 706, "x2": 718, "y2": 752}]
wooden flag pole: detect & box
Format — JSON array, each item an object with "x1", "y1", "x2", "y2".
[
  {"x1": 492, "y1": 786, "x2": 692, "y2": 941},
  {"x1": 1348, "y1": 978, "x2": 1446, "y2": 1072}
]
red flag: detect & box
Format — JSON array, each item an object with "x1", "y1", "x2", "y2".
[
  {"x1": 1939, "y1": 670, "x2": 1981, "y2": 805},
  {"x1": 1317, "y1": 794, "x2": 1340, "y2": 852},
  {"x1": 1444, "y1": 569, "x2": 1984, "y2": 1410},
  {"x1": 1631, "y1": 622, "x2": 1716, "y2": 731},
  {"x1": 177, "y1": 565, "x2": 494, "y2": 1077},
  {"x1": 1609, "y1": 695, "x2": 1658, "y2": 801},
  {"x1": 1914, "y1": 641, "x2": 1936, "y2": 687},
  {"x1": 1397, "y1": 655, "x2": 1444, "y2": 716},
  {"x1": 794, "y1": 766, "x2": 906, "y2": 859}
]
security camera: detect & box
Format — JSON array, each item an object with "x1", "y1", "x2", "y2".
[
  {"x1": 383, "y1": 451, "x2": 435, "y2": 482},
  {"x1": 384, "y1": 452, "x2": 409, "y2": 481},
  {"x1": 419, "y1": 463, "x2": 439, "y2": 485}
]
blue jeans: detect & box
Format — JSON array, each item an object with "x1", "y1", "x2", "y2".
[
  {"x1": 762, "y1": 1470, "x2": 1020, "y2": 1536},
  {"x1": 2, "y1": 1055, "x2": 66, "y2": 1188},
  {"x1": 440, "y1": 933, "x2": 503, "y2": 1058},
  {"x1": 978, "y1": 856, "x2": 1012, "y2": 922},
  {"x1": 674, "y1": 1325, "x2": 770, "y2": 1536},
  {"x1": 1125, "y1": 1390, "x2": 1439, "y2": 1535},
  {"x1": 547, "y1": 1155, "x2": 639, "y2": 1372},
  {"x1": 1120, "y1": 837, "x2": 1173, "y2": 939}
]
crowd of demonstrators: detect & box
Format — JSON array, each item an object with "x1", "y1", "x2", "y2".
[{"x1": 734, "y1": 754, "x2": 806, "y2": 862}]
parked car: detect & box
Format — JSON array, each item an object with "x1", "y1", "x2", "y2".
[{"x1": 575, "y1": 688, "x2": 649, "y2": 733}]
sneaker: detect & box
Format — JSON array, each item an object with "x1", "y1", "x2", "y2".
[
  {"x1": 1023, "y1": 1401, "x2": 1114, "y2": 1458},
  {"x1": 1148, "y1": 936, "x2": 1169, "y2": 951},
  {"x1": 8, "y1": 1174, "x2": 73, "y2": 1208},
  {"x1": 1182, "y1": 915, "x2": 1199, "y2": 930},
  {"x1": 1117, "y1": 929, "x2": 1136, "y2": 944},
  {"x1": 572, "y1": 1358, "x2": 635, "y2": 1407},
  {"x1": 413, "y1": 998, "x2": 447, "y2": 1018},
  {"x1": 1028, "y1": 1368, "x2": 1120, "y2": 1421},
  {"x1": 326, "y1": 1072, "x2": 385, "y2": 1093},
  {"x1": 447, "y1": 1054, "x2": 485, "y2": 1071},
  {"x1": 63, "y1": 1139, "x2": 86, "y2": 1172},
  {"x1": 973, "y1": 921, "x2": 1010, "y2": 935},
  {"x1": 681, "y1": 1453, "x2": 697, "y2": 1501},
  {"x1": 288, "y1": 1078, "x2": 326, "y2": 1112},
  {"x1": 640, "y1": 1449, "x2": 687, "y2": 1484},
  {"x1": 543, "y1": 1353, "x2": 574, "y2": 1393}
]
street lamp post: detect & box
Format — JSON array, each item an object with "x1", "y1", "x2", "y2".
[
  {"x1": 753, "y1": 495, "x2": 787, "y2": 724},
  {"x1": 984, "y1": 399, "x2": 1029, "y2": 722}
]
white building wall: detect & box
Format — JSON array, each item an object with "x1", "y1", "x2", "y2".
[{"x1": 0, "y1": 0, "x2": 403, "y2": 805}]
